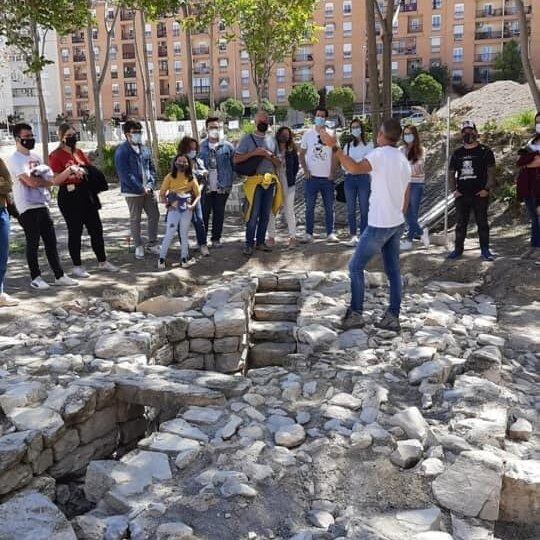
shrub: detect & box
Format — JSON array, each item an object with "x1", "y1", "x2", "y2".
[{"x1": 501, "y1": 110, "x2": 536, "y2": 131}]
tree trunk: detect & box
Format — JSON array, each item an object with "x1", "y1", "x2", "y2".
[
  {"x1": 380, "y1": 0, "x2": 395, "y2": 120},
  {"x1": 181, "y1": 4, "x2": 199, "y2": 138},
  {"x1": 87, "y1": 25, "x2": 105, "y2": 156},
  {"x1": 208, "y1": 20, "x2": 216, "y2": 111},
  {"x1": 139, "y1": 10, "x2": 159, "y2": 164},
  {"x1": 366, "y1": 0, "x2": 381, "y2": 139},
  {"x1": 516, "y1": 0, "x2": 540, "y2": 110},
  {"x1": 31, "y1": 23, "x2": 49, "y2": 163},
  {"x1": 133, "y1": 15, "x2": 151, "y2": 141}
]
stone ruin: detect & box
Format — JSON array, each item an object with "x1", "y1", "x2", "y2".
[{"x1": 0, "y1": 270, "x2": 538, "y2": 539}]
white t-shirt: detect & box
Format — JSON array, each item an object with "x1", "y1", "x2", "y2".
[
  {"x1": 365, "y1": 146, "x2": 411, "y2": 228},
  {"x1": 300, "y1": 128, "x2": 334, "y2": 178},
  {"x1": 208, "y1": 141, "x2": 219, "y2": 192},
  {"x1": 343, "y1": 141, "x2": 373, "y2": 168},
  {"x1": 8, "y1": 151, "x2": 47, "y2": 215}
]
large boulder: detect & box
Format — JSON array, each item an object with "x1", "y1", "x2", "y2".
[{"x1": 499, "y1": 459, "x2": 540, "y2": 524}]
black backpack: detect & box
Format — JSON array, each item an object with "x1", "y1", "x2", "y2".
[{"x1": 233, "y1": 134, "x2": 265, "y2": 176}]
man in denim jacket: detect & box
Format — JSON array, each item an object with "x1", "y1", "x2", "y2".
[
  {"x1": 114, "y1": 120, "x2": 160, "y2": 259},
  {"x1": 198, "y1": 117, "x2": 235, "y2": 248}
]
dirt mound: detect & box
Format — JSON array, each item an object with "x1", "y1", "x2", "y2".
[{"x1": 437, "y1": 80, "x2": 537, "y2": 128}]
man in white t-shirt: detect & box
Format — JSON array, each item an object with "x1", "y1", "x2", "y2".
[
  {"x1": 320, "y1": 118, "x2": 411, "y2": 332},
  {"x1": 8, "y1": 123, "x2": 78, "y2": 290},
  {"x1": 299, "y1": 108, "x2": 339, "y2": 243}
]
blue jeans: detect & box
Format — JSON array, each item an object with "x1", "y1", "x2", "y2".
[
  {"x1": 349, "y1": 224, "x2": 405, "y2": 316},
  {"x1": 245, "y1": 184, "x2": 275, "y2": 247},
  {"x1": 525, "y1": 197, "x2": 540, "y2": 248},
  {"x1": 305, "y1": 176, "x2": 334, "y2": 235},
  {"x1": 191, "y1": 200, "x2": 207, "y2": 246},
  {"x1": 344, "y1": 174, "x2": 371, "y2": 236},
  {"x1": 405, "y1": 182, "x2": 424, "y2": 240},
  {"x1": 0, "y1": 208, "x2": 9, "y2": 294}
]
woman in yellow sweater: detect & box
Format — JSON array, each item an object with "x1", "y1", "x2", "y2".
[{"x1": 158, "y1": 155, "x2": 201, "y2": 269}]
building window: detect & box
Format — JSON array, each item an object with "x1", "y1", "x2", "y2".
[
  {"x1": 325, "y1": 44, "x2": 334, "y2": 58},
  {"x1": 175, "y1": 81, "x2": 183, "y2": 94},
  {"x1": 343, "y1": 43, "x2": 352, "y2": 59},
  {"x1": 219, "y1": 58, "x2": 229, "y2": 69},
  {"x1": 64, "y1": 85, "x2": 72, "y2": 97},
  {"x1": 109, "y1": 45, "x2": 117, "y2": 60},
  {"x1": 431, "y1": 37, "x2": 441, "y2": 54},
  {"x1": 453, "y1": 24, "x2": 464, "y2": 40},
  {"x1": 277, "y1": 88, "x2": 286, "y2": 103},
  {"x1": 172, "y1": 22, "x2": 181, "y2": 37},
  {"x1": 325, "y1": 66, "x2": 335, "y2": 80},
  {"x1": 343, "y1": 22, "x2": 352, "y2": 37},
  {"x1": 112, "y1": 84, "x2": 119, "y2": 97},
  {"x1": 113, "y1": 102, "x2": 120, "y2": 114},
  {"x1": 454, "y1": 3, "x2": 464, "y2": 19},
  {"x1": 174, "y1": 61, "x2": 181, "y2": 73},
  {"x1": 453, "y1": 47, "x2": 463, "y2": 63},
  {"x1": 145, "y1": 43, "x2": 152, "y2": 53},
  {"x1": 144, "y1": 23, "x2": 152, "y2": 38},
  {"x1": 343, "y1": 1, "x2": 352, "y2": 15},
  {"x1": 343, "y1": 63, "x2": 352, "y2": 79},
  {"x1": 276, "y1": 67, "x2": 286, "y2": 83},
  {"x1": 241, "y1": 69, "x2": 250, "y2": 85},
  {"x1": 432, "y1": 0, "x2": 442, "y2": 9},
  {"x1": 452, "y1": 69, "x2": 463, "y2": 83},
  {"x1": 241, "y1": 89, "x2": 250, "y2": 102},
  {"x1": 325, "y1": 2, "x2": 334, "y2": 17},
  {"x1": 240, "y1": 50, "x2": 249, "y2": 61},
  {"x1": 174, "y1": 42, "x2": 181, "y2": 55},
  {"x1": 218, "y1": 39, "x2": 227, "y2": 52},
  {"x1": 432, "y1": 15, "x2": 441, "y2": 30},
  {"x1": 325, "y1": 23, "x2": 335, "y2": 38},
  {"x1": 61, "y1": 48, "x2": 69, "y2": 62}
]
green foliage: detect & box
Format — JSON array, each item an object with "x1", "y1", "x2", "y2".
[
  {"x1": 288, "y1": 83, "x2": 320, "y2": 113},
  {"x1": 220, "y1": 97, "x2": 245, "y2": 119},
  {"x1": 241, "y1": 120, "x2": 255, "y2": 134},
  {"x1": 216, "y1": 0, "x2": 319, "y2": 103},
  {"x1": 391, "y1": 83, "x2": 404, "y2": 104},
  {"x1": 164, "y1": 102, "x2": 185, "y2": 121},
  {"x1": 501, "y1": 110, "x2": 537, "y2": 130},
  {"x1": 493, "y1": 40, "x2": 524, "y2": 83},
  {"x1": 339, "y1": 132, "x2": 353, "y2": 148},
  {"x1": 408, "y1": 73, "x2": 443, "y2": 111},
  {"x1": 327, "y1": 87, "x2": 355, "y2": 110},
  {"x1": 101, "y1": 145, "x2": 119, "y2": 180},
  {"x1": 195, "y1": 101, "x2": 210, "y2": 120},
  {"x1": 428, "y1": 65, "x2": 451, "y2": 91},
  {"x1": 274, "y1": 106, "x2": 289, "y2": 123},
  {"x1": 251, "y1": 99, "x2": 275, "y2": 115}
]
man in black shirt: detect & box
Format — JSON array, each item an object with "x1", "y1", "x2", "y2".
[{"x1": 448, "y1": 121, "x2": 496, "y2": 261}]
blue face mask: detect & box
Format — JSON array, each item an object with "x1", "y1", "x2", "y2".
[
  {"x1": 404, "y1": 134, "x2": 415, "y2": 144},
  {"x1": 351, "y1": 128, "x2": 362, "y2": 138},
  {"x1": 314, "y1": 117, "x2": 326, "y2": 127},
  {"x1": 187, "y1": 150, "x2": 197, "y2": 160},
  {"x1": 130, "y1": 133, "x2": 142, "y2": 145}
]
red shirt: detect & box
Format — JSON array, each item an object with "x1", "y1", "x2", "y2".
[{"x1": 49, "y1": 147, "x2": 90, "y2": 185}]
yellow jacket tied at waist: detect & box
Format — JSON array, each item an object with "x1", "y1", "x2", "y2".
[{"x1": 242, "y1": 173, "x2": 283, "y2": 222}]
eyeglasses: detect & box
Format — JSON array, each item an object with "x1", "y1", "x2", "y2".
[{"x1": 130, "y1": 130, "x2": 143, "y2": 135}]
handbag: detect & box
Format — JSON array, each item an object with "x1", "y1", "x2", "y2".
[
  {"x1": 334, "y1": 142, "x2": 348, "y2": 203},
  {"x1": 233, "y1": 135, "x2": 264, "y2": 177},
  {"x1": 83, "y1": 164, "x2": 109, "y2": 195}
]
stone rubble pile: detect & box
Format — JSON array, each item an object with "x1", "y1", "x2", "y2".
[{"x1": 0, "y1": 271, "x2": 538, "y2": 539}]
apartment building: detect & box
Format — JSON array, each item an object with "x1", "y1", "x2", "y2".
[{"x1": 57, "y1": 0, "x2": 539, "y2": 122}]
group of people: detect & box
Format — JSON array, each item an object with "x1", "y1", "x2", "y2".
[{"x1": 0, "y1": 111, "x2": 538, "y2": 333}]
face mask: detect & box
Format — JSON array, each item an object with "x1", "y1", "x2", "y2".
[
  {"x1": 208, "y1": 129, "x2": 220, "y2": 140},
  {"x1": 176, "y1": 162, "x2": 188, "y2": 172},
  {"x1": 351, "y1": 128, "x2": 362, "y2": 138},
  {"x1": 19, "y1": 137, "x2": 36, "y2": 150},
  {"x1": 463, "y1": 133, "x2": 476, "y2": 145},
  {"x1": 535, "y1": 123, "x2": 540, "y2": 134},
  {"x1": 404, "y1": 134, "x2": 415, "y2": 144},
  {"x1": 277, "y1": 135, "x2": 289, "y2": 144},
  {"x1": 314, "y1": 117, "x2": 326, "y2": 127},
  {"x1": 64, "y1": 135, "x2": 77, "y2": 149},
  {"x1": 130, "y1": 133, "x2": 142, "y2": 145},
  {"x1": 257, "y1": 122, "x2": 269, "y2": 133},
  {"x1": 187, "y1": 150, "x2": 197, "y2": 160}
]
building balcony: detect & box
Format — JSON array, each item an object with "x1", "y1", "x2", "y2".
[
  {"x1": 474, "y1": 69, "x2": 494, "y2": 84},
  {"x1": 194, "y1": 86, "x2": 210, "y2": 95},
  {"x1": 408, "y1": 24, "x2": 423, "y2": 33},
  {"x1": 293, "y1": 74, "x2": 313, "y2": 83},
  {"x1": 476, "y1": 8, "x2": 503, "y2": 18},
  {"x1": 503, "y1": 28, "x2": 521, "y2": 38},
  {"x1": 474, "y1": 52, "x2": 499, "y2": 63},
  {"x1": 157, "y1": 28, "x2": 167, "y2": 38},
  {"x1": 75, "y1": 91, "x2": 89, "y2": 99},
  {"x1": 126, "y1": 107, "x2": 139, "y2": 116},
  {"x1": 194, "y1": 67, "x2": 211, "y2": 75},
  {"x1": 293, "y1": 53, "x2": 313, "y2": 62},
  {"x1": 159, "y1": 68, "x2": 169, "y2": 77},
  {"x1": 74, "y1": 72, "x2": 87, "y2": 81},
  {"x1": 120, "y1": 9, "x2": 135, "y2": 21},
  {"x1": 121, "y1": 32, "x2": 134, "y2": 40},
  {"x1": 193, "y1": 46, "x2": 210, "y2": 55},
  {"x1": 393, "y1": 47, "x2": 417, "y2": 56},
  {"x1": 122, "y1": 52, "x2": 136, "y2": 60},
  {"x1": 158, "y1": 47, "x2": 168, "y2": 57},
  {"x1": 123, "y1": 68, "x2": 137, "y2": 78},
  {"x1": 402, "y1": 2, "x2": 418, "y2": 12},
  {"x1": 72, "y1": 34, "x2": 85, "y2": 44},
  {"x1": 159, "y1": 86, "x2": 169, "y2": 95},
  {"x1": 504, "y1": 5, "x2": 532, "y2": 16},
  {"x1": 125, "y1": 89, "x2": 137, "y2": 97},
  {"x1": 475, "y1": 30, "x2": 503, "y2": 39},
  {"x1": 73, "y1": 54, "x2": 86, "y2": 63}
]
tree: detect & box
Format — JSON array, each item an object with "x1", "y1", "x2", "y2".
[
  {"x1": 220, "y1": 97, "x2": 245, "y2": 119},
  {"x1": 366, "y1": 0, "x2": 381, "y2": 135},
  {"x1": 493, "y1": 40, "x2": 524, "y2": 83},
  {"x1": 429, "y1": 65, "x2": 450, "y2": 93},
  {"x1": 216, "y1": 0, "x2": 318, "y2": 106},
  {"x1": 0, "y1": 1, "x2": 91, "y2": 161},
  {"x1": 86, "y1": 1, "x2": 119, "y2": 158},
  {"x1": 408, "y1": 73, "x2": 443, "y2": 111},
  {"x1": 195, "y1": 101, "x2": 210, "y2": 119},
  {"x1": 391, "y1": 83, "x2": 404, "y2": 104},
  {"x1": 516, "y1": 0, "x2": 540, "y2": 110},
  {"x1": 327, "y1": 86, "x2": 355, "y2": 126},
  {"x1": 251, "y1": 99, "x2": 275, "y2": 115},
  {"x1": 288, "y1": 83, "x2": 320, "y2": 114},
  {"x1": 274, "y1": 106, "x2": 288, "y2": 123},
  {"x1": 164, "y1": 102, "x2": 185, "y2": 121}
]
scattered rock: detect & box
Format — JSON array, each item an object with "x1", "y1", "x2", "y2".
[
  {"x1": 390, "y1": 439, "x2": 423, "y2": 469},
  {"x1": 275, "y1": 424, "x2": 306, "y2": 448}
]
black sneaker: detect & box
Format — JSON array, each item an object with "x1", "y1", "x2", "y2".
[
  {"x1": 375, "y1": 312, "x2": 401, "y2": 332},
  {"x1": 256, "y1": 243, "x2": 273, "y2": 252},
  {"x1": 342, "y1": 308, "x2": 366, "y2": 330},
  {"x1": 243, "y1": 246, "x2": 254, "y2": 256}
]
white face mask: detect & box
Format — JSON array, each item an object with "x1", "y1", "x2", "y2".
[
  {"x1": 130, "y1": 133, "x2": 142, "y2": 145},
  {"x1": 536, "y1": 123, "x2": 540, "y2": 134},
  {"x1": 187, "y1": 150, "x2": 197, "y2": 159},
  {"x1": 404, "y1": 134, "x2": 415, "y2": 144},
  {"x1": 208, "y1": 129, "x2": 220, "y2": 140}
]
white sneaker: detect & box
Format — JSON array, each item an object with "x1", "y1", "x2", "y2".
[
  {"x1": 400, "y1": 240, "x2": 413, "y2": 251},
  {"x1": 54, "y1": 275, "x2": 79, "y2": 287},
  {"x1": 146, "y1": 244, "x2": 161, "y2": 255},
  {"x1": 72, "y1": 266, "x2": 90, "y2": 278},
  {"x1": 346, "y1": 235, "x2": 358, "y2": 247},
  {"x1": 30, "y1": 276, "x2": 50, "y2": 290},
  {"x1": 157, "y1": 258, "x2": 166, "y2": 270},
  {"x1": 135, "y1": 246, "x2": 145, "y2": 259},
  {"x1": 181, "y1": 257, "x2": 195, "y2": 268},
  {"x1": 301, "y1": 234, "x2": 314, "y2": 244},
  {"x1": 421, "y1": 229, "x2": 430, "y2": 248},
  {"x1": 0, "y1": 293, "x2": 19, "y2": 307},
  {"x1": 200, "y1": 245, "x2": 210, "y2": 257},
  {"x1": 98, "y1": 261, "x2": 120, "y2": 272},
  {"x1": 327, "y1": 233, "x2": 339, "y2": 243}
]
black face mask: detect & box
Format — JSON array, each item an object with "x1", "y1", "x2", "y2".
[
  {"x1": 176, "y1": 163, "x2": 188, "y2": 172},
  {"x1": 19, "y1": 138, "x2": 36, "y2": 150},
  {"x1": 64, "y1": 135, "x2": 77, "y2": 149},
  {"x1": 257, "y1": 122, "x2": 269, "y2": 133},
  {"x1": 277, "y1": 135, "x2": 289, "y2": 144},
  {"x1": 463, "y1": 133, "x2": 476, "y2": 145}
]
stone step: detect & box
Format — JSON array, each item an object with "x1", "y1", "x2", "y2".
[
  {"x1": 249, "y1": 342, "x2": 297, "y2": 368},
  {"x1": 254, "y1": 292, "x2": 300, "y2": 305},
  {"x1": 257, "y1": 274, "x2": 302, "y2": 292},
  {"x1": 253, "y1": 304, "x2": 299, "y2": 322},
  {"x1": 251, "y1": 321, "x2": 297, "y2": 342}
]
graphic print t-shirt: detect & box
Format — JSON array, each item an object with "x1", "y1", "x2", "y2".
[
  {"x1": 300, "y1": 128, "x2": 334, "y2": 178},
  {"x1": 450, "y1": 144, "x2": 495, "y2": 195}
]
